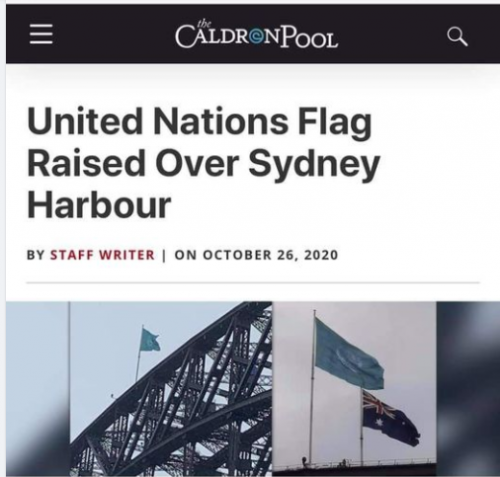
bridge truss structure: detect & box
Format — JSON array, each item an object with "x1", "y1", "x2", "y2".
[{"x1": 70, "y1": 302, "x2": 272, "y2": 476}]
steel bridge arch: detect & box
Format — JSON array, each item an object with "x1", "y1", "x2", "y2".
[{"x1": 70, "y1": 302, "x2": 272, "y2": 476}]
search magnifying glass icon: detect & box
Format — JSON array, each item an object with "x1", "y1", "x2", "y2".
[{"x1": 447, "y1": 26, "x2": 468, "y2": 47}]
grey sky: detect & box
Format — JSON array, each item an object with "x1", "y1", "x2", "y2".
[
  {"x1": 7, "y1": 302, "x2": 69, "y2": 466},
  {"x1": 273, "y1": 302, "x2": 436, "y2": 469},
  {"x1": 70, "y1": 302, "x2": 238, "y2": 440}
]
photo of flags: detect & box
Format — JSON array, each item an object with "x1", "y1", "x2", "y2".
[{"x1": 273, "y1": 302, "x2": 436, "y2": 475}]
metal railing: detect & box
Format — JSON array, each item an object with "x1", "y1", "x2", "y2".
[{"x1": 274, "y1": 457, "x2": 436, "y2": 472}]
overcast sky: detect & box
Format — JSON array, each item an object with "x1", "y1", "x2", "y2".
[
  {"x1": 7, "y1": 302, "x2": 69, "y2": 466},
  {"x1": 273, "y1": 302, "x2": 436, "y2": 469},
  {"x1": 70, "y1": 302, "x2": 238, "y2": 440}
]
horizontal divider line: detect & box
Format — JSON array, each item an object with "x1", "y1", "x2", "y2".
[{"x1": 26, "y1": 281, "x2": 481, "y2": 285}]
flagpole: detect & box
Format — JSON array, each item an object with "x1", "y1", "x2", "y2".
[
  {"x1": 309, "y1": 309, "x2": 317, "y2": 466},
  {"x1": 135, "y1": 325, "x2": 144, "y2": 383},
  {"x1": 360, "y1": 388, "x2": 364, "y2": 466}
]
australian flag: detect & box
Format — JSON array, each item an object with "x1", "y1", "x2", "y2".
[{"x1": 363, "y1": 390, "x2": 420, "y2": 447}]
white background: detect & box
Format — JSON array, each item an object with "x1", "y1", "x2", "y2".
[{"x1": 6, "y1": 64, "x2": 500, "y2": 301}]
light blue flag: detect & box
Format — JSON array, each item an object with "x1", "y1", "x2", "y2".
[
  {"x1": 140, "y1": 328, "x2": 161, "y2": 352},
  {"x1": 315, "y1": 318, "x2": 384, "y2": 389}
]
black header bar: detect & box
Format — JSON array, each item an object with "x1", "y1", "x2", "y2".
[{"x1": 7, "y1": 4, "x2": 500, "y2": 63}]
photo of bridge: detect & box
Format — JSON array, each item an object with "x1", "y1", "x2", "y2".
[{"x1": 70, "y1": 302, "x2": 272, "y2": 476}]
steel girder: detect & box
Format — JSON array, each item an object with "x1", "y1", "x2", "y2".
[{"x1": 70, "y1": 302, "x2": 272, "y2": 476}]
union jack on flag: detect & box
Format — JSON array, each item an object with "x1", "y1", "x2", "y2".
[
  {"x1": 363, "y1": 390, "x2": 396, "y2": 419},
  {"x1": 362, "y1": 390, "x2": 421, "y2": 447}
]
